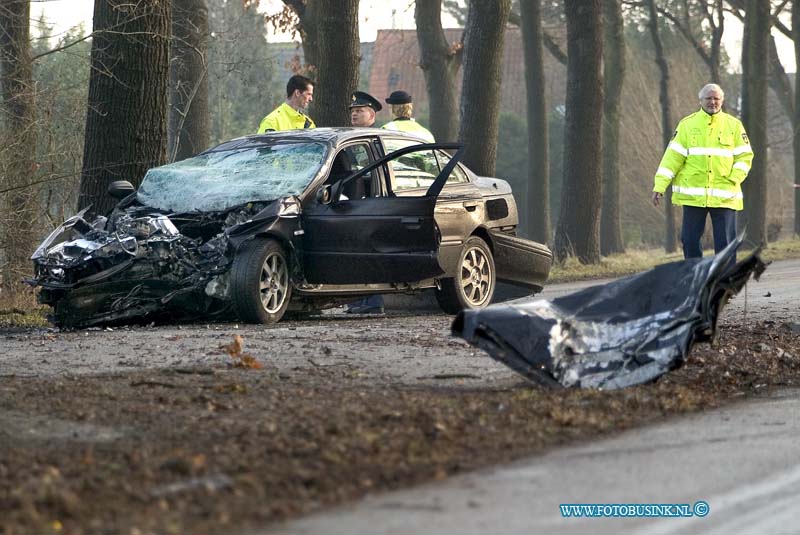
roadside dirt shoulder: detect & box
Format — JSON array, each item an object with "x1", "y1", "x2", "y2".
[{"x1": 2, "y1": 318, "x2": 800, "y2": 534}]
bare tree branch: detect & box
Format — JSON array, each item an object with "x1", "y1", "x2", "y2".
[
  {"x1": 31, "y1": 32, "x2": 92, "y2": 60},
  {"x1": 773, "y1": 16, "x2": 792, "y2": 39},
  {"x1": 656, "y1": 6, "x2": 709, "y2": 63},
  {"x1": 543, "y1": 31, "x2": 567, "y2": 65},
  {"x1": 773, "y1": 0, "x2": 790, "y2": 18}
]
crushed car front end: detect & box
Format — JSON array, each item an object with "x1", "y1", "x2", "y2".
[
  {"x1": 29, "y1": 136, "x2": 327, "y2": 328},
  {"x1": 30, "y1": 202, "x2": 287, "y2": 328}
]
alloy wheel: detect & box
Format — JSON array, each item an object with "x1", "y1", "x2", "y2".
[
  {"x1": 259, "y1": 252, "x2": 289, "y2": 313},
  {"x1": 460, "y1": 246, "x2": 492, "y2": 306}
]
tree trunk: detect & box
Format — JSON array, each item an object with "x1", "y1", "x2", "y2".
[
  {"x1": 646, "y1": 0, "x2": 677, "y2": 253},
  {"x1": 795, "y1": 0, "x2": 800, "y2": 236},
  {"x1": 301, "y1": 3, "x2": 319, "y2": 73},
  {"x1": 554, "y1": 0, "x2": 603, "y2": 264},
  {"x1": 709, "y1": 0, "x2": 724, "y2": 84},
  {"x1": 79, "y1": 0, "x2": 171, "y2": 216},
  {"x1": 600, "y1": 0, "x2": 625, "y2": 255},
  {"x1": 415, "y1": 0, "x2": 461, "y2": 142},
  {"x1": 169, "y1": 0, "x2": 210, "y2": 162},
  {"x1": 0, "y1": 0, "x2": 37, "y2": 294},
  {"x1": 312, "y1": 0, "x2": 359, "y2": 127},
  {"x1": 458, "y1": 0, "x2": 512, "y2": 176},
  {"x1": 768, "y1": 35, "x2": 794, "y2": 122},
  {"x1": 519, "y1": 0, "x2": 550, "y2": 243},
  {"x1": 282, "y1": 0, "x2": 320, "y2": 74},
  {"x1": 739, "y1": 0, "x2": 768, "y2": 246}
]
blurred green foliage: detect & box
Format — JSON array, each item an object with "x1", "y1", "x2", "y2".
[{"x1": 208, "y1": 0, "x2": 281, "y2": 144}]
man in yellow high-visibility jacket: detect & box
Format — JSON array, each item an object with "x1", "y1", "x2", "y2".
[
  {"x1": 381, "y1": 91, "x2": 435, "y2": 142},
  {"x1": 651, "y1": 83, "x2": 754, "y2": 259},
  {"x1": 256, "y1": 75, "x2": 316, "y2": 133}
]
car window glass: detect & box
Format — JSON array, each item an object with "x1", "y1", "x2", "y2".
[
  {"x1": 436, "y1": 150, "x2": 469, "y2": 184},
  {"x1": 384, "y1": 138, "x2": 422, "y2": 154},
  {"x1": 326, "y1": 143, "x2": 380, "y2": 201},
  {"x1": 384, "y1": 138, "x2": 439, "y2": 195},
  {"x1": 137, "y1": 142, "x2": 326, "y2": 213},
  {"x1": 345, "y1": 144, "x2": 372, "y2": 173}
]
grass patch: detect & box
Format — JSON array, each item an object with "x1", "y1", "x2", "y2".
[
  {"x1": 755, "y1": 237, "x2": 800, "y2": 261},
  {"x1": 0, "y1": 290, "x2": 49, "y2": 328},
  {"x1": 0, "y1": 307, "x2": 49, "y2": 328},
  {"x1": 550, "y1": 236, "x2": 800, "y2": 283}
]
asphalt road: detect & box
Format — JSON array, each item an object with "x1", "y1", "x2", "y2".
[
  {"x1": 1, "y1": 259, "x2": 797, "y2": 534},
  {"x1": 267, "y1": 388, "x2": 800, "y2": 535},
  {"x1": 719, "y1": 257, "x2": 800, "y2": 320},
  {"x1": 2, "y1": 259, "x2": 798, "y2": 384},
  {"x1": 261, "y1": 258, "x2": 800, "y2": 535}
]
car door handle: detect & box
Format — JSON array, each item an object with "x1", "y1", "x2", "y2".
[
  {"x1": 401, "y1": 217, "x2": 422, "y2": 229},
  {"x1": 463, "y1": 201, "x2": 479, "y2": 211}
]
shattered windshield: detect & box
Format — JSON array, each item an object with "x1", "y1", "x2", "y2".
[{"x1": 137, "y1": 142, "x2": 327, "y2": 212}]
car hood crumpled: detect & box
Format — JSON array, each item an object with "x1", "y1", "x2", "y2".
[{"x1": 452, "y1": 236, "x2": 767, "y2": 390}]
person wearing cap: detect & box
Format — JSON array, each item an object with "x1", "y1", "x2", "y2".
[
  {"x1": 381, "y1": 91, "x2": 435, "y2": 142},
  {"x1": 350, "y1": 91, "x2": 382, "y2": 127},
  {"x1": 257, "y1": 74, "x2": 315, "y2": 133},
  {"x1": 344, "y1": 90, "x2": 384, "y2": 314}
]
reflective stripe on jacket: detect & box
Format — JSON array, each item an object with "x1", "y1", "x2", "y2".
[
  {"x1": 653, "y1": 109, "x2": 753, "y2": 211},
  {"x1": 257, "y1": 102, "x2": 315, "y2": 133},
  {"x1": 381, "y1": 118, "x2": 435, "y2": 142}
]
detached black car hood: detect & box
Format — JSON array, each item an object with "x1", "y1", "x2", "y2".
[{"x1": 453, "y1": 237, "x2": 767, "y2": 389}]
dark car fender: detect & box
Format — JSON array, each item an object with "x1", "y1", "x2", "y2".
[
  {"x1": 225, "y1": 197, "x2": 304, "y2": 277},
  {"x1": 437, "y1": 223, "x2": 500, "y2": 278},
  {"x1": 489, "y1": 230, "x2": 553, "y2": 291}
]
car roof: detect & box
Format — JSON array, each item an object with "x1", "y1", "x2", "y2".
[{"x1": 215, "y1": 127, "x2": 430, "y2": 148}]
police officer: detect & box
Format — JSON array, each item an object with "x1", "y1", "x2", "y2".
[
  {"x1": 345, "y1": 90, "x2": 384, "y2": 314},
  {"x1": 350, "y1": 91, "x2": 382, "y2": 127},
  {"x1": 381, "y1": 91, "x2": 435, "y2": 142},
  {"x1": 651, "y1": 83, "x2": 753, "y2": 259},
  {"x1": 257, "y1": 74, "x2": 315, "y2": 133}
]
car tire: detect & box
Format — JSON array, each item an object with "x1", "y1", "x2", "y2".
[
  {"x1": 435, "y1": 236, "x2": 495, "y2": 314},
  {"x1": 230, "y1": 238, "x2": 292, "y2": 324},
  {"x1": 51, "y1": 300, "x2": 73, "y2": 329}
]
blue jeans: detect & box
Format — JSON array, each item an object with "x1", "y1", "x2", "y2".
[
  {"x1": 360, "y1": 294, "x2": 384, "y2": 308},
  {"x1": 348, "y1": 294, "x2": 384, "y2": 311},
  {"x1": 681, "y1": 206, "x2": 736, "y2": 259}
]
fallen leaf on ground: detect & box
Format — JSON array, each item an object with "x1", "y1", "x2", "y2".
[{"x1": 220, "y1": 335, "x2": 263, "y2": 369}]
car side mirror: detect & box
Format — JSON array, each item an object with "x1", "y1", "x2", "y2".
[
  {"x1": 330, "y1": 181, "x2": 345, "y2": 204},
  {"x1": 316, "y1": 185, "x2": 331, "y2": 204},
  {"x1": 108, "y1": 180, "x2": 135, "y2": 199}
]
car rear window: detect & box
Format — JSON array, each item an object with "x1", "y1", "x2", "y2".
[
  {"x1": 383, "y1": 138, "x2": 437, "y2": 192},
  {"x1": 383, "y1": 139, "x2": 468, "y2": 191}
]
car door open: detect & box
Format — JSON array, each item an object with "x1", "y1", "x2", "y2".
[{"x1": 301, "y1": 143, "x2": 464, "y2": 285}]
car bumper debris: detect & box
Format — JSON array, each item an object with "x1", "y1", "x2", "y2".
[{"x1": 453, "y1": 237, "x2": 766, "y2": 389}]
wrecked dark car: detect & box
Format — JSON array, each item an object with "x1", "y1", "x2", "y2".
[{"x1": 29, "y1": 128, "x2": 553, "y2": 328}]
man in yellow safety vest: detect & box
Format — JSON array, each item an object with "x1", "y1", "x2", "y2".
[
  {"x1": 256, "y1": 74, "x2": 315, "y2": 133},
  {"x1": 651, "y1": 83, "x2": 753, "y2": 258}
]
